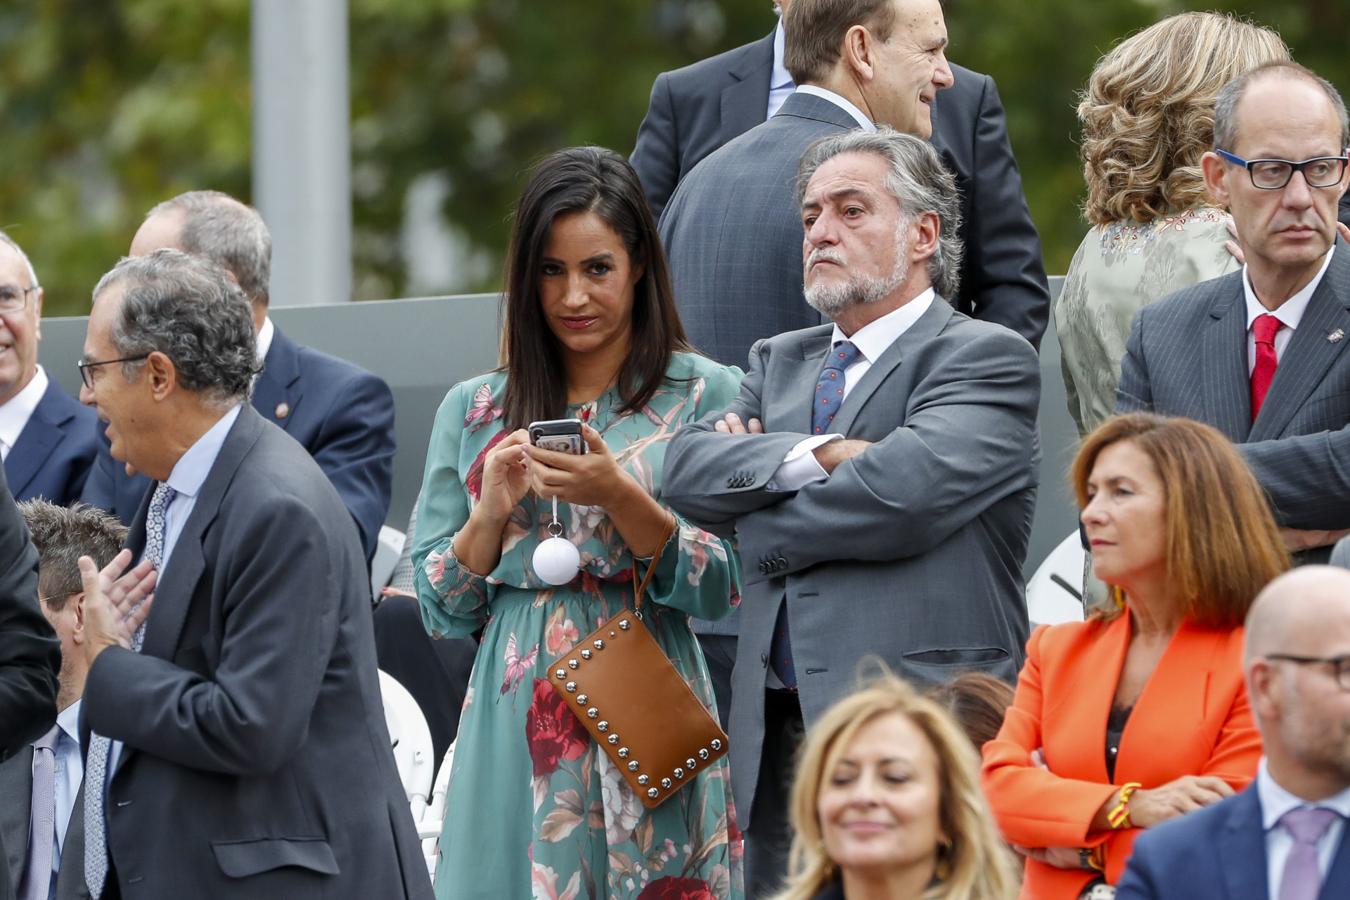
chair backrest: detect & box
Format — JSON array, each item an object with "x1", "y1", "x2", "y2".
[
  {"x1": 378, "y1": 669, "x2": 435, "y2": 815},
  {"x1": 418, "y1": 742, "x2": 457, "y2": 880},
  {"x1": 1026, "y1": 530, "x2": 1087, "y2": 627}
]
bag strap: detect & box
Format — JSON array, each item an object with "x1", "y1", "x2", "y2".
[{"x1": 631, "y1": 513, "x2": 678, "y2": 615}]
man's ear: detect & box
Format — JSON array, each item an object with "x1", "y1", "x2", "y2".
[
  {"x1": 1246, "y1": 660, "x2": 1278, "y2": 726},
  {"x1": 908, "y1": 211, "x2": 941, "y2": 263},
  {"x1": 144, "y1": 351, "x2": 178, "y2": 401},
  {"x1": 1201, "y1": 151, "x2": 1231, "y2": 210},
  {"x1": 33, "y1": 287, "x2": 44, "y2": 342},
  {"x1": 73, "y1": 593, "x2": 86, "y2": 645},
  {"x1": 842, "y1": 24, "x2": 876, "y2": 84}
]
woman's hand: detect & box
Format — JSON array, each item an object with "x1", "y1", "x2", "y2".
[
  {"x1": 1125, "y1": 775, "x2": 1234, "y2": 828},
  {"x1": 1013, "y1": 845, "x2": 1093, "y2": 870},
  {"x1": 525, "y1": 425, "x2": 632, "y2": 509},
  {"x1": 475, "y1": 429, "x2": 532, "y2": 524}
]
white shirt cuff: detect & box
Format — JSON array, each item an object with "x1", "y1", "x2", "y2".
[{"x1": 767, "y1": 435, "x2": 839, "y2": 491}]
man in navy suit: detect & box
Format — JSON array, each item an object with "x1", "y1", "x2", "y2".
[
  {"x1": 0, "y1": 233, "x2": 99, "y2": 507},
  {"x1": 79, "y1": 192, "x2": 395, "y2": 563},
  {"x1": 1117, "y1": 566, "x2": 1350, "y2": 900}
]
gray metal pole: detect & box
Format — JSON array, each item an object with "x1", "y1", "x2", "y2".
[{"x1": 251, "y1": 0, "x2": 352, "y2": 306}]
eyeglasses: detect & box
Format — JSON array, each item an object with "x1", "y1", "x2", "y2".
[
  {"x1": 77, "y1": 354, "x2": 149, "y2": 390},
  {"x1": 0, "y1": 284, "x2": 39, "y2": 314},
  {"x1": 1265, "y1": 653, "x2": 1350, "y2": 690},
  {"x1": 1215, "y1": 149, "x2": 1349, "y2": 190}
]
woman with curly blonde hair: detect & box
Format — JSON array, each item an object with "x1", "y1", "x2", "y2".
[
  {"x1": 1055, "y1": 12, "x2": 1287, "y2": 437},
  {"x1": 772, "y1": 671, "x2": 1019, "y2": 900}
]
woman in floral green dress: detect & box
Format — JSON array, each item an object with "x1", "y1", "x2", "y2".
[{"x1": 412, "y1": 147, "x2": 744, "y2": 899}]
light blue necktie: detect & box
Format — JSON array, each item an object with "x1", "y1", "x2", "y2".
[
  {"x1": 84, "y1": 482, "x2": 175, "y2": 899},
  {"x1": 18, "y1": 726, "x2": 58, "y2": 900}
]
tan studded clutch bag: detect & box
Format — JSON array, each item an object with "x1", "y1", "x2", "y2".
[{"x1": 547, "y1": 516, "x2": 729, "y2": 808}]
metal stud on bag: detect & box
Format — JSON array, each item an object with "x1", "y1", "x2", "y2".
[
  {"x1": 619, "y1": 620, "x2": 631, "y2": 630},
  {"x1": 698, "y1": 748, "x2": 709, "y2": 760},
  {"x1": 576, "y1": 694, "x2": 588, "y2": 704},
  {"x1": 686, "y1": 758, "x2": 697, "y2": 769},
  {"x1": 673, "y1": 768, "x2": 684, "y2": 779},
  {"x1": 627, "y1": 761, "x2": 640, "y2": 772},
  {"x1": 581, "y1": 649, "x2": 592, "y2": 660},
  {"x1": 617, "y1": 747, "x2": 629, "y2": 758},
  {"x1": 710, "y1": 739, "x2": 722, "y2": 751},
  {"x1": 555, "y1": 669, "x2": 566, "y2": 679},
  {"x1": 569, "y1": 659, "x2": 579, "y2": 668},
  {"x1": 597, "y1": 721, "x2": 609, "y2": 732},
  {"x1": 587, "y1": 707, "x2": 598, "y2": 719},
  {"x1": 660, "y1": 778, "x2": 672, "y2": 789},
  {"x1": 647, "y1": 788, "x2": 659, "y2": 799},
  {"x1": 593, "y1": 640, "x2": 605, "y2": 650},
  {"x1": 565, "y1": 682, "x2": 577, "y2": 693},
  {"x1": 637, "y1": 775, "x2": 649, "y2": 785},
  {"x1": 607, "y1": 734, "x2": 619, "y2": 745}
]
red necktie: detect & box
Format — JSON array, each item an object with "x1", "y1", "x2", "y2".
[{"x1": 1251, "y1": 313, "x2": 1283, "y2": 422}]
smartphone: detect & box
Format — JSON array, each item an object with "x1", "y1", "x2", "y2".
[{"x1": 528, "y1": 418, "x2": 586, "y2": 454}]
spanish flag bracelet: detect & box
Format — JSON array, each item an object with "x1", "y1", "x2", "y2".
[{"x1": 1108, "y1": 782, "x2": 1143, "y2": 830}]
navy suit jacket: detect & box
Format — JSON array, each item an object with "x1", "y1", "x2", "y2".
[
  {"x1": 4, "y1": 378, "x2": 99, "y2": 506},
  {"x1": 635, "y1": 32, "x2": 1049, "y2": 357},
  {"x1": 80, "y1": 326, "x2": 395, "y2": 562},
  {"x1": 1117, "y1": 785, "x2": 1350, "y2": 900}
]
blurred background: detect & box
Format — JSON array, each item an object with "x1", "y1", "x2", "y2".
[{"x1": 3, "y1": 0, "x2": 1346, "y2": 315}]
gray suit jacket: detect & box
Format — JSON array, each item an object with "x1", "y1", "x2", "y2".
[
  {"x1": 647, "y1": 61, "x2": 1049, "y2": 362},
  {"x1": 80, "y1": 406, "x2": 431, "y2": 900},
  {"x1": 663, "y1": 298, "x2": 1038, "y2": 826},
  {"x1": 1117, "y1": 242, "x2": 1350, "y2": 535},
  {"x1": 0, "y1": 748, "x2": 88, "y2": 900}
]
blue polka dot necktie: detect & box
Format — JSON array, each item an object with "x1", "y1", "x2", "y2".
[{"x1": 770, "y1": 340, "x2": 863, "y2": 690}]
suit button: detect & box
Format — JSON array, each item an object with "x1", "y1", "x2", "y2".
[
  {"x1": 776, "y1": 556, "x2": 787, "y2": 569},
  {"x1": 760, "y1": 653, "x2": 768, "y2": 667},
  {"x1": 726, "y1": 477, "x2": 736, "y2": 488}
]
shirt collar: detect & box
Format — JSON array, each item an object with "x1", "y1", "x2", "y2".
[
  {"x1": 1243, "y1": 247, "x2": 1335, "y2": 332},
  {"x1": 770, "y1": 19, "x2": 793, "y2": 90},
  {"x1": 830, "y1": 288, "x2": 935, "y2": 363},
  {"x1": 255, "y1": 316, "x2": 275, "y2": 365},
  {"x1": 0, "y1": 364, "x2": 49, "y2": 450},
  {"x1": 56, "y1": 697, "x2": 81, "y2": 746},
  {"x1": 164, "y1": 404, "x2": 243, "y2": 500},
  {"x1": 793, "y1": 85, "x2": 875, "y2": 131},
  {"x1": 1258, "y1": 758, "x2": 1350, "y2": 830}
]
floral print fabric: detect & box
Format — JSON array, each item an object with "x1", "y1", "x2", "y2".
[{"x1": 412, "y1": 353, "x2": 744, "y2": 899}]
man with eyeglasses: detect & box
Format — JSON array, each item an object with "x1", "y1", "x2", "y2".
[
  {"x1": 1117, "y1": 566, "x2": 1350, "y2": 899},
  {"x1": 0, "y1": 233, "x2": 99, "y2": 507},
  {"x1": 1117, "y1": 61, "x2": 1350, "y2": 562},
  {"x1": 0, "y1": 500, "x2": 125, "y2": 900}
]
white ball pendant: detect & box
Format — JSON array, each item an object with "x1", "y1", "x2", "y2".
[{"x1": 533, "y1": 536, "x2": 581, "y2": 586}]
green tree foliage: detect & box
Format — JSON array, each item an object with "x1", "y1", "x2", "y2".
[{"x1": 0, "y1": 0, "x2": 1345, "y2": 314}]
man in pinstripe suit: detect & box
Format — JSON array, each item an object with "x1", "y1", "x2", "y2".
[{"x1": 1117, "y1": 62, "x2": 1350, "y2": 559}]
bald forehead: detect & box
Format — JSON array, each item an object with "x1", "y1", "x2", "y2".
[
  {"x1": 0, "y1": 241, "x2": 36, "y2": 287},
  {"x1": 1247, "y1": 567, "x2": 1350, "y2": 659},
  {"x1": 131, "y1": 207, "x2": 188, "y2": 257},
  {"x1": 1233, "y1": 73, "x2": 1342, "y2": 147}
]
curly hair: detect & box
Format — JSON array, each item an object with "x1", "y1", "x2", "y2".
[{"x1": 1078, "y1": 12, "x2": 1287, "y2": 225}]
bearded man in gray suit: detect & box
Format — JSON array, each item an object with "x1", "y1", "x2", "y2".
[
  {"x1": 1117, "y1": 62, "x2": 1350, "y2": 561},
  {"x1": 664, "y1": 129, "x2": 1039, "y2": 897}
]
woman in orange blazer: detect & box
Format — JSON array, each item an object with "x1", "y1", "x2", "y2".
[{"x1": 982, "y1": 414, "x2": 1290, "y2": 899}]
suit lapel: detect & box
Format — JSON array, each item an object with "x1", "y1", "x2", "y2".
[
  {"x1": 252, "y1": 327, "x2": 300, "y2": 432},
  {"x1": 830, "y1": 299, "x2": 953, "y2": 437},
  {"x1": 4, "y1": 408, "x2": 60, "y2": 501},
  {"x1": 139, "y1": 407, "x2": 264, "y2": 662},
  {"x1": 781, "y1": 330, "x2": 833, "y2": 436},
  {"x1": 1201, "y1": 277, "x2": 1253, "y2": 442},
  {"x1": 718, "y1": 31, "x2": 774, "y2": 147},
  {"x1": 54, "y1": 781, "x2": 87, "y2": 900},
  {"x1": 1251, "y1": 248, "x2": 1350, "y2": 440},
  {"x1": 0, "y1": 747, "x2": 33, "y2": 888},
  {"x1": 1216, "y1": 788, "x2": 1270, "y2": 900}
]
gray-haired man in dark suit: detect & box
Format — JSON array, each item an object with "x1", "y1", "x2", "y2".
[
  {"x1": 1117, "y1": 61, "x2": 1350, "y2": 561},
  {"x1": 665, "y1": 128, "x2": 1038, "y2": 896}
]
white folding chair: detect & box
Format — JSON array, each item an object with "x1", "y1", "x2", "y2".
[
  {"x1": 370, "y1": 525, "x2": 407, "y2": 598},
  {"x1": 417, "y1": 743, "x2": 456, "y2": 880},
  {"x1": 1026, "y1": 530, "x2": 1086, "y2": 627},
  {"x1": 377, "y1": 670, "x2": 435, "y2": 822}
]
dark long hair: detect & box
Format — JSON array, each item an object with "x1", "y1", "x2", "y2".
[{"x1": 501, "y1": 146, "x2": 691, "y2": 430}]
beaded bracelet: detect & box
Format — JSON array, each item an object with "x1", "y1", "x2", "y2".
[{"x1": 1108, "y1": 782, "x2": 1143, "y2": 829}]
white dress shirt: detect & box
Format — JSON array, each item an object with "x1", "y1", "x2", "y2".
[
  {"x1": 0, "y1": 365, "x2": 48, "y2": 461},
  {"x1": 768, "y1": 290, "x2": 936, "y2": 491},
  {"x1": 1242, "y1": 248, "x2": 1334, "y2": 373},
  {"x1": 106, "y1": 404, "x2": 242, "y2": 777},
  {"x1": 767, "y1": 19, "x2": 795, "y2": 119},
  {"x1": 255, "y1": 315, "x2": 275, "y2": 365},
  {"x1": 793, "y1": 85, "x2": 876, "y2": 132},
  {"x1": 1258, "y1": 758, "x2": 1350, "y2": 900}
]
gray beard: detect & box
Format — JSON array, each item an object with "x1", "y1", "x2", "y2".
[{"x1": 804, "y1": 252, "x2": 909, "y2": 318}]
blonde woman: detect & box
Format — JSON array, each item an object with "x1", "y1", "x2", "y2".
[
  {"x1": 1056, "y1": 12, "x2": 1288, "y2": 436},
  {"x1": 773, "y1": 672, "x2": 1019, "y2": 900}
]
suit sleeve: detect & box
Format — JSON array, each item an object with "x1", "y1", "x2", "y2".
[
  {"x1": 959, "y1": 74, "x2": 1050, "y2": 349},
  {"x1": 1115, "y1": 309, "x2": 1155, "y2": 414},
  {"x1": 663, "y1": 340, "x2": 810, "y2": 534},
  {"x1": 0, "y1": 468, "x2": 55, "y2": 756},
  {"x1": 730, "y1": 328, "x2": 1040, "y2": 580},
  {"x1": 79, "y1": 438, "x2": 133, "y2": 526},
  {"x1": 981, "y1": 627, "x2": 1120, "y2": 849},
  {"x1": 82, "y1": 491, "x2": 341, "y2": 775},
  {"x1": 1114, "y1": 833, "x2": 1164, "y2": 900},
  {"x1": 309, "y1": 367, "x2": 396, "y2": 563},
  {"x1": 1238, "y1": 428, "x2": 1350, "y2": 529},
  {"x1": 631, "y1": 72, "x2": 680, "y2": 221}
]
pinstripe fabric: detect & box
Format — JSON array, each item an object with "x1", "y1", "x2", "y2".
[{"x1": 1117, "y1": 241, "x2": 1350, "y2": 531}]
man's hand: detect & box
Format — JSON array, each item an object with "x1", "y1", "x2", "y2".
[
  {"x1": 811, "y1": 439, "x2": 871, "y2": 474},
  {"x1": 713, "y1": 413, "x2": 763, "y2": 434},
  {"x1": 79, "y1": 549, "x2": 158, "y2": 666},
  {"x1": 1280, "y1": 526, "x2": 1350, "y2": 553}
]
